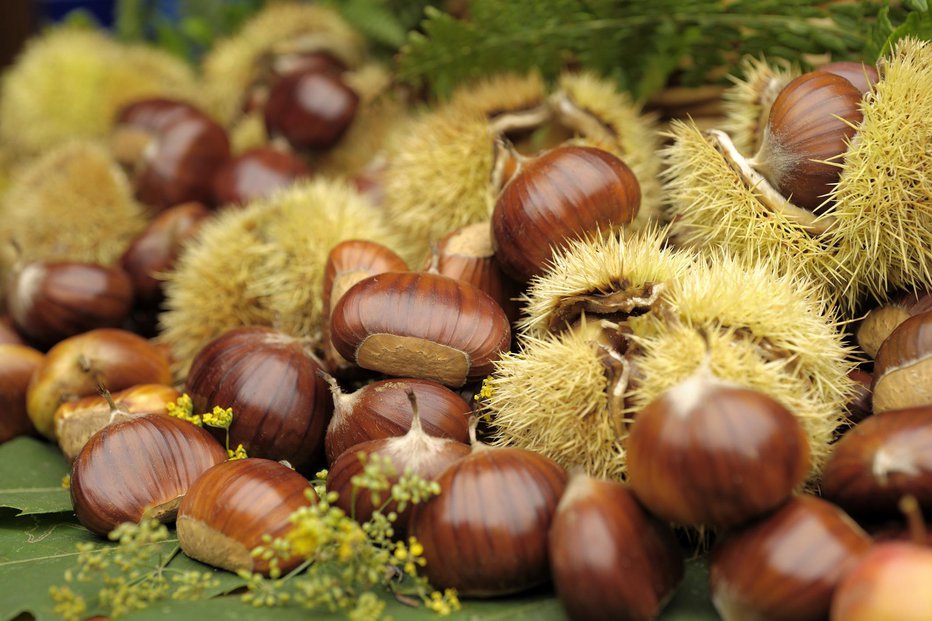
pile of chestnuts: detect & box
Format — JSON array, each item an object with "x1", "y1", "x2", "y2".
[{"x1": 2, "y1": 7, "x2": 932, "y2": 620}]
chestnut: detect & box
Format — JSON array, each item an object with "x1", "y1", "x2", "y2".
[
  {"x1": 54, "y1": 383, "x2": 180, "y2": 462},
  {"x1": 750, "y1": 70, "x2": 863, "y2": 213},
  {"x1": 211, "y1": 146, "x2": 312, "y2": 206},
  {"x1": 626, "y1": 372, "x2": 810, "y2": 527},
  {"x1": 872, "y1": 310, "x2": 932, "y2": 413},
  {"x1": 491, "y1": 144, "x2": 641, "y2": 282},
  {"x1": 330, "y1": 272, "x2": 511, "y2": 387},
  {"x1": 110, "y1": 98, "x2": 201, "y2": 170},
  {"x1": 125, "y1": 100, "x2": 231, "y2": 210},
  {"x1": 425, "y1": 221, "x2": 522, "y2": 322},
  {"x1": 177, "y1": 458, "x2": 315, "y2": 576},
  {"x1": 845, "y1": 368, "x2": 873, "y2": 424},
  {"x1": 408, "y1": 442, "x2": 568, "y2": 596},
  {"x1": 323, "y1": 375, "x2": 471, "y2": 466},
  {"x1": 710, "y1": 495, "x2": 872, "y2": 621},
  {"x1": 70, "y1": 413, "x2": 228, "y2": 536},
  {"x1": 120, "y1": 201, "x2": 211, "y2": 308},
  {"x1": 856, "y1": 290, "x2": 932, "y2": 359},
  {"x1": 0, "y1": 344, "x2": 43, "y2": 444},
  {"x1": 322, "y1": 239, "x2": 408, "y2": 376},
  {"x1": 184, "y1": 326, "x2": 331, "y2": 473},
  {"x1": 821, "y1": 406, "x2": 932, "y2": 518},
  {"x1": 326, "y1": 388, "x2": 470, "y2": 536},
  {"x1": 263, "y1": 69, "x2": 359, "y2": 151},
  {"x1": 549, "y1": 474, "x2": 684, "y2": 621},
  {"x1": 0, "y1": 316, "x2": 23, "y2": 345},
  {"x1": 5, "y1": 260, "x2": 134, "y2": 349},
  {"x1": 27, "y1": 328, "x2": 171, "y2": 439},
  {"x1": 818, "y1": 61, "x2": 880, "y2": 96}
]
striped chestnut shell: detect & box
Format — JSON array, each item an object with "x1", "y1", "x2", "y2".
[
  {"x1": 821, "y1": 406, "x2": 932, "y2": 518},
  {"x1": 211, "y1": 146, "x2": 311, "y2": 207},
  {"x1": 323, "y1": 376, "x2": 471, "y2": 466},
  {"x1": 491, "y1": 144, "x2": 640, "y2": 283},
  {"x1": 6, "y1": 261, "x2": 134, "y2": 349},
  {"x1": 330, "y1": 272, "x2": 511, "y2": 387},
  {"x1": 872, "y1": 310, "x2": 932, "y2": 414},
  {"x1": 626, "y1": 374, "x2": 810, "y2": 528},
  {"x1": 426, "y1": 221, "x2": 522, "y2": 322},
  {"x1": 70, "y1": 413, "x2": 228, "y2": 535},
  {"x1": 408, "y1": 444, "x2": 568, "y2": 596},
  {"x1": 185, "y1": 326, "x2": 332, "y2": 473},
  {"x1": 549, "y1": 475, "x2": 684, "y2": 621},
  {"x1": 322, "y1": 240, "x2": 408, "y2": 376},
  {"x1": 710, "y1": 495, "x2": 871, "y2": 621},
  {"x1": 177, "y1": 458, "x2": 315, "y2": 575},
  {"x1": 752, "y1": 70, "x2": 863, "y2": 213},
  {"x1": 818, "y1": 61, "x2": 879, "y2": 97}
]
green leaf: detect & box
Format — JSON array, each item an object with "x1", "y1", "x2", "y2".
[
  {"x1": 0, "y1": 512, "x2": 244, "y2": 621},
  {"x1": 0, "y1": 438, "x2": 71, "y2": 516}
]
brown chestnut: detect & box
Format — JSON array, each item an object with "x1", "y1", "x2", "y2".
[
  {"x1": 710, "y1": 495, "x2": 872, "y2": 621},
  {"x1": 127, "y1": 100, "x2": 231, "y2": 210},
  {"x1": 0, "y1": 344, "x2": 44, "y2": 444},
  {"x1": 549, "y1": 474, "x2": 684, "y2": 621},
  {"x1": 70, "y1": 413, "x2": 228, "y2": 536},
  {"x1": 120, "y1": 201, "x2": 211, "y2": 307},
  {"x1": 872, "y1": 310, "x2": 932, "y2": 413},
  {"x1": 322, "y1": 239, "x2": 408, "y2": 376},
  {"x1": 27, "y1": 328, "x2": 171, "y2": 439},
  {"x1": 426, "y1": 221, "x2": 522, "y2": 322},
  {"x1": 330, "y1": 272, "x2": 511, "y2": 387},
  {"x1": 211, "y1": 146, "x2": 312, "y2": 206},
  {"x1": 845, "y1": 368, "x2": 874, "y2": 424},
  {"x1": 821, "y1": 406, "x2": 932, "y2": 518},
  {"x1": 0, "y1": 316, "x2": 23, "y2": 345},
  {"x1": 626, "y1": 372, "x2": 811, "y2": 527},
  {"x1": 857, "y1": 290, "x2": 932, "y2": 359},
  {"x1": 6, "y1": 260, "x2": 134, "y2": 349},
  {"x1": 818, "y1": 61, "x2": 880, "y2": 97},
  {"x1": 111, "y1": 98, "x2": 202, "y2": 170},
  {"x1": 323, "y1": 375, "x2": 471, "y2": 466},
  {"x1": 750, "y1": 71, "x2": 863, "y2": 213},
  {"x1": 326, "y1": 389, "x2": 470, "y2": 536},
  {"x1": 184, "y1": 326, "x2": 331, "y2": 473},
  {"x1": 408, "y1": 443, "x2": 567, "y2": 596},
  {"x1": 263, "y1": 69, "x2": 359, "y2": 151},
  {"x1": 177, "y1": 458, "x2": 315, "y2": 576},
  {"x1": 491, "y1": 144, "x2": 640, "y2": 283},
  {"x1": 54, "y1": 383, "x2": 180, "y2": 462}
]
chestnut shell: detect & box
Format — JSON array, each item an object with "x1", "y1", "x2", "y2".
[
  {"x1": 211, "y1": 146, "x2": 311, "y2": 206},
  {"x1": 263, "y1": 69, "x2": 359, "y2": 151},
  {"x1": 185, "y1": 326, "x2": 332, "y2": 473}
]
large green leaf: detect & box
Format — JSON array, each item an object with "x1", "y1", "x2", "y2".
[
  {"x1": 0, "y1": 511, "x2": 244, "y2": 621},
  {"x1": 0, "y1": 438, "x2": 71, "y2": 516}
]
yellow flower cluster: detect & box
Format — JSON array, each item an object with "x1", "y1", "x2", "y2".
[
  {"x1": 202, "y1": 406, "x2": 233, "y2": 429},
  {"x1": 165, "y1": 394, "x2": 202, "y2": 427}
]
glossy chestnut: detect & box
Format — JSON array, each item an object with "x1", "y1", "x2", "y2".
[
  {"x1": 54, "y1": 383, "x2": 180, "y2": 462},
  {"x1": 710, "y1": 495, "x2": 872, "y2": 621},
  {"x1": 263, "y1": 69, "x2": 359, "y2": 151},
  {"x1": 6, "y1": 260, "x2": 134, "y2": 349},
  {"x1": 626, "y1": 374, "x2": 811, "y2": 527},
  {"x1": 818, "y1": 61, "x2": 880, "y2": 97},
  {"x1": 491, "y1": 144, "x2": 640, "y2": 282},
  {"x1": 323, "y1": 375, "x2": 471, "y2": 466},
  {"x1": 549, "y1": 474, "x2": 684, "y2": 621},
  {"x1": 111, "y1": 98, "x2": 201, "y2": 169},
  {"x1": 184, "y1": 326, "x2": 331, "y2": 473},
  {"x1": 751, "y1": 70, "x2": 863, "y2": 213},
  {"x1": 408, "y1": 443, "x2": 568, "y2": 596},
  {"x1": 0, "y1": 344, "x2": 43, "y2": 444},
  {"x1": 845, "y1": 368, "x2": 873, "y2": 424},
  {"x1": 326, "y1": 389, "x2": 470, "y2": 536},
  {"x1": 177, "y1": 458, "x2": 315, "y2": 575},
  {"x1": 426, "y1": 221, "x2": 522, "y2": 322},
  {"x1": 70, "y1": 413, "x2": 228, "y2": 536},
  {"x1": 821, "y1": 406, "x2": 932, "y2": 518},
  {"x1": 211, "y1": 146, "x2": 311, "y2": 206},
  {"x1": 872, "y1": 310, "x2": 932, "y2": 413},
  {"x1": 120, "y1": 201, "x2": 211, "y2": 307},
  {"x1": 0, "y1": 316, "x2": 23, "y2": 345},
  {"x1": 322, "y1": 239, "x2": 408, "y2": 376},
  {"x1": 857, "y1": 291, "x2": 932, "y2": 359},
  {"x1": 330, "y1": 272, "x2": 511, "y2": 387},
  {"x1": 27, "y1": 328, "x2": 171, "y2": 439},
  {"x1": 129, "y1": 101, "x2": 231, "y2": 210}
]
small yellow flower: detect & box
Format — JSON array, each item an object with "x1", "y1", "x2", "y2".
[
  {"x1": 61, "y1": 474, "x2": 71, "y2": 489},
  {"x1": 228, "y1": 444, "x2": 248, "y2": 460},
  {"x1": 202, "y1": 405, "x2": 233, "y2": 429},
  {"x1": 166, "y1": 394, "x2": 202, "y2": 426}
]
